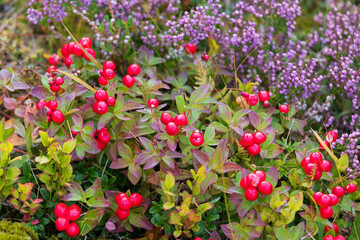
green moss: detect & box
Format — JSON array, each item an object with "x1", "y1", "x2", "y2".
[{"x1": 0, "y1": 220, "x2": 39, "y2": 240}]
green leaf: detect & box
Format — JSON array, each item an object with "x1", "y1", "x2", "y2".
[
  {"x1": 264, "y1": 143, "x2": 283, "y2": 159},
  {"x1": 35, "y1": 156, "x2": 50, "y2": 164},
  {"x1": 289, "y1": 192, "x2": 303, "y2": 212},
  {"x1": 190, "y1": 83, "x2": 210, "y2": 103},
  {"x1": 62, "y1": 139, "x2": 77, "y2": 154},
  {"x1": 39, "y1": 131, "x2": 50, "y2": 147},
  {"x1": 60, "y1": 155, "x2": 71, "y2": 168},
  {"x1": 87, "y1": 196, "x2": 111, "y2": 208},
  {"x1": 338, "y1": 153, "x2": 349, "y2": 171},
  {"x1": 187, "y1": 103, "x2": 210, "y2": 113},
  {"x1": 5, "y1": 167, "x2": 21, "y2": 179},
  {"x1": 176, "y1": 95, "x2": 186, "y2": 113},
  {"x1": 275, "y1": 228, "x2": 291, "y2": 239},
  {"x1": 85, "y1": 208, "x2": 106, "y2": 221},
  {"x1": 164, "y1": 172, "x2": 175, "y2": 190}
]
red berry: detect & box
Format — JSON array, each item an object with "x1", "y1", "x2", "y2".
[
  {"x1": 324, "y1": 223, "x2": 339, "y2": 234},
  {"x1": 246, "y1": 94, "x2": 258, "y2": 106},
  {"x1": 242, "y1": 133, "x2": 254, "y2": 146},
  {"x1": 48, "y1": 54, "x2": 60, "y2": 65},
  {"x1": 323, "y1": 236, "x2": 335, "y2": 240},
  {"x1": 93, "y1": 101, "x2": 108, "y2": 115},
  {"x1": 310, "y1": 152, "x2": 323, "y2": 164},
  {"x1": 246, "y1": 173, "x2": 260, "y2": 188},
  {"x1": 184, "y1": 43, "x2": 197, "y2": 54},
  {"x1": 148, "y1": 98, "x2": 159, "y2": 109},
  {"x1": 67, "y1": 204, "x2": 81, "y2": 221},
  {"x1": 94, "y1": 90, "x2": 108, "y2": 102},
  {"x1": 103, "y1": 61, "x2": 116, "y2": 70},
  {"x1": 165, "y1": 122, "x2": 179, "y2": 136},
  {"x1": 71, "y1": 130, "x2": 79, "y2": 136},
  {"x1": 326, "y1": 131, "x2": 338, "y2": 143},
  {"x1": 279, "y1": 104, "x2": 289, "y2": 113},
  {"x1": 46, "y1": 65, "x2": 57, "y2": 74},
  {"x1": 50, "y1": 85, "x2": 61, "y2": 93},
  {"x1": 174, "y1": 114, "x2": 188, "y2": 126},
  {"x1": 239, "y1": 140, "x2": 248, "y2": 150},
  {"x1": 79, "y1": 37, "x2": 93, "y2": 49},
  {"x1": 320, "y1": 140, "x2": 330, "y2": 151},
  {"x1": 240, "y1": 177, "x2": 248, "y2": 190},
  {"x1": 328, "y1": 194, "x2": 339, "y2": 206},
  {"x1": 313, "y1": 192, "x2": 324, "y2": 203},
  {"x1": 102, "y1": 68, "x2": 115, "y2": 80},
  {"x1": 55, "y1": 217, "x2": 69, "y2": 231},
  {"x1": 127, "y1": 64, "x2": 141, "y2": 76},
  {"x1": 61, "y1": 43, "x2": 69, "y2": 57},
  {"x1": 253, "y1": 132, "x2": 267, "y2": 144},
  {"x1": 118, "y1": 196, "x2": 132, "y2": 211},
  {"x1": 312, "y1": 170, "x2": 323, "y2": 180},
  {"x1": 98, "y1": 76, "x2": 109, "y2": 86},
  {"x1": 51, "y1": 110, "x2": 65, "y2": 124},
  {"x1": 49, "y1": 79, "x2": 55, "y2": 86},
  {"x1": 332, "y1": 186, "x2": 345, "y2": 198},
  {"x1": 201, "y1": 52, "x2": 209, "y2": 61},
  {"x1": 194, "y1": 238, "x2": 203, "y2": 240},
  {"x1": 263, "y1": 101, "x2": 270, "y2": 107},
  {"x1": 67, "y1": 42, "x2": 76, "y2": 54},
  {"x1": 83, "y1": 48, "x2": 96, "y2": 61},
  {"x1": 318, "y1": 194, "x2": 332, "y2": 208},
  {"x1": 244, "y1": 187, "x2": 258, "y2": 201},
  {"x1": 64, "y1": 56, "x2": 73, "y2": 68},
  {"x1": 115, "y1": 193, "x2": 128, "y2": 205},
  {"x1": 258, "y1": 91, "x2": 270, "y2": 102},
  {"x1": 334, "y1": 236, "x2": 346, "y2": 240},
  {"x1": 98, "y1": 130, "x2": 111, "y2": 144},
  {"x1": 346, "y1": 183, "x2": 357, "y2": 193},
  {"x1": 257, "y1": 181, "x2": 273, "y2": 195},
  {"x1": 247, "y1": 143, "x2": 261, "y2": 156},
  {"x1": 65, "y1": 222, "x2": 80, "y2": 237},
  {"x1": 73, "y1": 44, "x2": 83, "y2": 56},
  {"x1": 320, "y1": 206, "x2": 333, "y2": 219},
  {"x1": 54, "y1": 203, "x2": 68, "y2": 218},
  {"x1": 129, "y1": 193, "x2": 143, "y2": 207},
  {"x1": 123, "y1": 74, "x2": 135, "y2": 88},
  {"x1": 106, "y1": 96, "x2": 116, "y2": 107},
  {"x1": 301, "y1": 157, "x2": 312, "y2": 169},
  {"x1": 54, "y1": 77, "x2": 64, "y2": 86},
  {"x1": 190, "y1": 131, "x2": 204, "y2": 146},
  {"x1": 116, "y1": 208, "x2": 130, "y2": 221},
  {"x1": 160, "y1": 112, "x2": 173, "y2": 125},
  {"x1": 47, "y1": 100, "x2": 58, "y2": 110},
  {"x1": 319, "y1": 160, "x2": 332, "y2": 172},
  {"x1": 253, "y1": 170, "x2": 266, "y2": 182},
  {"x1": 36, "y1": 100, "x2": 47, "y2": 110}
]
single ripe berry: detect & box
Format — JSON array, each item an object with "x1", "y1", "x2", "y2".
[
  {"x1": 48, "y1": 54, "x2": 60, "y2": 65},
  {"x1": 258, "y1": 91, "x2": 270, "y2": 102},
  {"x1": 194, "y1": 238, "x2": 203, "y2": 240},
  {"x1": 310, "y1": 152, "x2": 323, "y2": 164},
  {"x1": 65, "y1": 222, "x2": 80, "y2": 237},
  {"x1": 115, "y1": 193, "x2": 128, "y2": 205},
  {"x1": 94, "y1": 90, "x2": 108, "y2": 102},
  {"x1": 36, "y1": 100, "x2": 47, "y2": 110},
  {"x1": 174, "y1": 114, "x2": 188, "y2": 126},
  {"x1": 246, "y1": 173, "x2": 260, "y2": 188},
  {"x1": 67, "y1": 42, "x2": 76, "y2": 54},
  {"x1": 326, "y1": 131, "x2": 338, "y2": 143},
  {"x1": 54, "y1": 77, "x2": 64, "y2": 85},
  {"x1": 160, "y1": 112, "x2": 173, "y2": 125},
  {"x1": 55, "y1": 217, "x2": 69, "y2": 231},
  {"x1": 239, "y1": 140, "x2": 248, "y2": 150},
  {"x1": 118, "y1": 196, "x2": 132, "y2": 211},
  {"x1": 332, "y1": 186, "x2": 345, "y2": 198},
  {"x1": 346, "y1": 183, "x2": 357, "y2": 193},
  {"x1": 253, "y1": 132, "x2": 267, "y2": 144},
  {"x1": 328, "y1": 194, "x2": 339, "y2": 206},
  {"x1": 79, "y1": 37, "x2": 93, "y2": 49},
  {"x1": 106, "y1": 97, "x2": 116, "y2": 107},
  {"x1": 71, "y1": 130, "x2": 79, "y2": 136},
  {"x1": 246, "y1": 94, "x2": 258, "y2": 106},
  {"x1": 301, "y1": 157, "x2": 312, "y2": 169},
  {"x1": 127, "y1": 64, "x2": 141, "y2": 76},
  {"x1": 83, "y1": 48, "x2": 96, "y2": 61},
  {"x1": 319, "y1": 160, "x2": 332, "y2": 172},
  {"x1": 93, "y1": 101, "x2": 108, "y2": 115},
  {"x1": 148, "y1": 98, "x2": 159, "y2": 109},
  {"x1": 312, "y1": 170, "x2": 323, "y2": 180},
  {"x1": 165, "y1": 122, "x2": 179, "y2": 136},
  {"x1": 46, "y1": 65, "x2": 57, "y2": 74},
  {"x1": 334, "y1": 236, "x2": 346, "y2": 240},
  {"x1": 54, "y1": 203, "x2": 68, "y2": 218},
  {"x1": 123, "y1": 75, "x2": 135, "y2": 88},
  {"x1": 318, "y1": 194, "x2": 332, "y2": 208},
  {"x1": 67, "y1": 204, "x2": 81, "y2": 221},
  {"x1": 240, "y1": 177, "x2": 248, "y2": 190},
  {"x1": 244, "y1": 187, "x2": 258, "y2": 201},
  {"x1": 47, "y1": 100, "x2": 58, "y2": 110},
  {"x1": 257, "y1": 181, "x2": 273, "y2": 195},
  {"x1": 263, "y1": 101, "x2": 270, "y2": 107},
  {"x1": 247, "y1": 143, "x2": 261, "y2": 156},
  {"x1": 242, "y1": 133, "x2": 254, "y2": 146},
  {"x1": 102, "y1": 68, "x2": 115, "y2": 80},
  {"x1": 323, "y1": 236, "x2": 335, "y2": 240},
  {"x1": 50, "y1": 85, "x2": 61, "y2": 93},
  {"x1": 324, "y1": 223, "x2": 339, "y2": 234},
  {"x1": 64, "y1": 56, "x2": 73, "y2": 68},
  {"x1": 306, "y1": 163, "x2": 318, "y2": 175},
  {"x1": 319, "y1": 206, "x2": 333, "y2": 219},
  {"x1": 116, "y1": 208, "x2": 130, "y2": 221},
  {"x1": 51, "y1": 110, "x2": 65, "y2": 124},
  {"x1": 253, "y1": 170, "x2": 266, "y2": 182},
  {"x1": 98, "y1": 76, "x2": 109, "y2": 86},
  {"x1": 129, "y1": 193, "x2": 143, "y2": 207},
  {"x1": 201, "y1": 52, "x2": 209, "y2": 61},
  {"x1": 98, "y1": 130, "x2": 111, "y2": 144},
  {"x1": 49, "y1": 79, "x2": 55, "y2": 86},
  {"x1": 184, "y1": 43, "x2": 197, "y2": 54},
  {"x1": 320, "y1": 140, "x2": 330, "y2": 151},
  {"x1": 61, "y1": 43, "x2": 69, "y2": 57},
  {"x1": 73, "y1": 44, "x2": 83, "y2": 56},
  {"x1": 279, "y1": 104, "x2": 289, "y2": 113},
  {"x1": 190, "y1": 131, "x2": 204, "y2": 146},
  {"x1": 313, "y1": 192, "x2": 323, "y2": 203},
  {"x1": 103, "y1": 61, "x2": 116, "y2": 70}
]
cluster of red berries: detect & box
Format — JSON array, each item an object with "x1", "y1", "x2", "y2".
[
  {"x1": 48, "y1": 76, "x2": 64, "y2": 93},
  {"x1": 185, "y1": 43, "x2": 197, "y2": 55},
  {"x1": 323, "y1": 223, "x2": 347, "y2": 240},
  {"x1": 61, "y1": 37, "x2": 96, "y2": 68},
  {"x1": 36, "y1": 100, "x2": 65, "y2": 124},
  {"x1": 279, "y1": 104, "x2": 289, "y2": 113},
  {"x1": 92, "y1": 127, "x2": 111, "y2": 150},
  {"x1": 98, "y1": 61, "x2": 116, "y2": 86},
  {"x1": 54, "y1": 203, "x2": 81, "y2": 237},
  {"x1": 241, "y1": 90, "x2": 271, "y2": 107},
  {"x1": 194, "y1": 238, "x2": 214, "y2": 240},
  {"x1": 201, "y1": 52, "x2": 209, "y2": 61},
  {"x1": 48, "y1": 54, "x2": 60, "y2": 65},
  {"x1": 240, "y1": 170, "x2": 273, "y2": 201},
  {"x1": 92, "y1": 90, "x2": 116, "y2": 115},
  {"x1": 320, "y1": 130, "x2": 338, "y2": 150},
  {"x1": 239, "y1": 132, "x2": 267, "y2": 156},
  {"x1": 122, "y1": 64, "x2": 141, "y2": 88},
  {"x1": 115, "y1": 193, "x2": 143, "y2": 221},
  {"x1": 301, "y1": 152, "x2": 331, "y2": 180},
  {"x1": 323, "y1": 235, "x2": 346, "y2": 240}
]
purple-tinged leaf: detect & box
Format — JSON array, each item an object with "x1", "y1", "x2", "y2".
[
  {"x1": 143, "y1": 156, "x2": 161, "y2": 169},
  {"x1": 123, "y1": 102, "x2": 145, "y2": 112},
  {"x1": 162, "y1": 157, "x2": 175, "y2": 169},
  {"x1": 128, "y1": 164, "x2": 141, "y2": 185},
  {"x1": 187, "y1": 103, "x2": 211, "y2": 113},
  {"x1": 232, "y1": 109, "x2": 251, "y2": 122},
  {"x1": 117, "y1": 142, "x2": 133, "y2": 160},
  {"x1": 62, "y1": 193, "x2": 83, "y2": 201},
  {"x1": 47, "y1": 122, "x2": 62, "y2": 137},
  {"x1": 167, "y1": 138, "x2": 177, "y2": 151},
  {"x1": 249, "y1": 110, "x2": 261, "y2": 129},
  {"x1": 135, "y1": 153, "x2": 153, "y2": 166},
  {"x1": 264, "y1": 143, "x2": 283, "y2": 159},
  {"x1": 67, "y1": 84, "x2": 88, "y2": 97},
  {"x1": 217, "y1": 162, "x2": 242, "y2": 174},
  {"x1": 295, "y1": 150, "x2": 305, "y2": 163},
  {"x1": 87, "y1": 196, "x2": 111, "y2": 208},
  {"x1": 11, "y1": 81, "x2": 31, "y2": 90},
  {"x1": 84, "y1": 177, "x2": 103, "y2": 199},
  {"x1": 98, "y1": 112, "x2": 114, "y2": 129},
  {"x1": 128, "y1": 209, "x2": 154, "y2": 230},
  {"x1": 109, "y1": 158, "x2": 129, "y2": 169},
  {"x1": 191, "y1": 149, "x2": 211, "y2": 165},
  {"x1": 266, "y1": 166, "x2": 279, "y2": 187},
  {"x1": 30, "y1": 86, "x2": 53, "y2": 100},
  {"x1": 72, "y1": 113, "x2": 83, "y2": 128},
  {"x1": 200, "y1": 171, "x2": 218, "y2": 194},
  {"x1": 212, "y1": 139, "x2": 228, "y2": 167},
  {"x1": 139, "y1": 137, "x2": 154, "y2": 151},
  {"x1": 106, "y1": 221, "x2": 116, "y2": 231},
  {"x1": 166, "y1": 151, "x2": 185, "y2": 158},
  {"x1": 218, "y1": 104, "x2": 231, "y2": 123},
  {"x1": 56, "y1": 92, "x2": 75, "y2": 113},
  {"x1": 181, "y1": 126, "x2": 198, "y2": 132},
  {"x1": 213, "y1": 177, "x2": 235, "y2": 193},
  {"x1": 4, "y1": 97, "x2": 17, "y2": 110},
  {"x1": 230, "y1": 125, "x2": 243, "y2": 136},
  {"x1": 85, "y1": 208, "x2": 106, "y2": 221},
  {"x1": 258, "y1": 117, "x2": 272, "y2": 131},
  {"x1": 107, "y1": 81, "x2": 116, "y2": 97},
  {"x1": 190, "y1": 83, "x2": 210, "y2": 102},
  {"x1": 210, "y1": 231, "x2": 222, "y2": 240}
]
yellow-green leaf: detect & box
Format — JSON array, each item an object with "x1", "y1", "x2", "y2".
[
  {"x1": 62, "y1": 139, "x2": 77, "y2": 154},
  {"x1": 338, "y1": 154, "x2": 349, "y2": 171}
]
